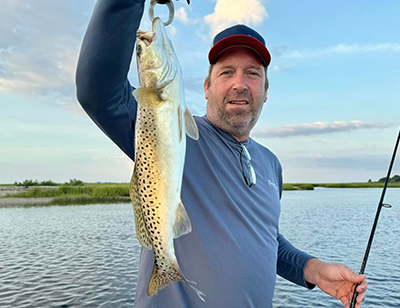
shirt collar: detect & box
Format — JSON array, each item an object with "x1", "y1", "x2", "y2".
[{"x1": 201, "y1": 115, "x2": 252, "y2": 147}]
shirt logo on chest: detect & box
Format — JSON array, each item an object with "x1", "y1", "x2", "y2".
[{"x1": 268, "y1": 179, "x2": 278, "y2": 190}]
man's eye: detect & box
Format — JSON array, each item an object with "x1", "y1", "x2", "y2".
[
  {"x1": 248, "y1": 71, "x2": 260, "y2": 76},
  {"x1": 221, "y1": 71, "x2": 232, "y2": 75}
]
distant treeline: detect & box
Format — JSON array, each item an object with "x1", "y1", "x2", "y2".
[
  {"x1": 377, "y1": 175, "x2": 400, "y2": 183},
  {"x1": 14, "y1": 179, "x2": 84, "y2": 187}
]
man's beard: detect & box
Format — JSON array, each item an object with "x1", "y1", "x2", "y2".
[
  {"x1": 218, "y1": 107, "x2": 258, "y2": 137},
  {"x1": 216, "y1": 89, "x2": 261, "y2": 137}
]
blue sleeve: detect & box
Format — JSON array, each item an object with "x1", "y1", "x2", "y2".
[
  {"x1": 276, "y1": 161, "x2": 315, "y2": 288},
  {"x1": 75, "y1": 0, "x2": 145, "y2": 160},
  {"x1": 277, "y1": 233, "x2": 316, "y2": 289}
]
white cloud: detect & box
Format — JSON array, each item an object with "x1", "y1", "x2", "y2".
[
  {"x1": 95, "y1": 154, "x2": 134, "y2": 175},
  {"x1": 204, "y1": 0, "x2": 268, "y2": 37},
  {"x1": 0, "y1": 0, "x2": 90, "y2": 106},
  {"x1": 168, "y1": 25, "x2": 177, "y2": 36},
  {"x1": 280, "y1": 43, "x2": 400, "y2": 59},
  {"x1": 252, "y1": 121, "x2": 393, "y2": 138},
  {"x1": 270, "y1": 64, "x2": 293, "y2": 73},
  {"x1": 175, "y1": 7, "x2": 189, "y2": 25}
]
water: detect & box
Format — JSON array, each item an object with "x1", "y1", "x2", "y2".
[
  {"x1": 0, "y1": 204, "x2": 140, "y2": 307},
  {"x1": 275, "y1": 188, "x2": 400, "y2": 307},
  {"x1": 0, "y1": 188, "x2": 399, "y2": 307}
]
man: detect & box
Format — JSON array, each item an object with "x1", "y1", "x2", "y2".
[{"x1": 76, "y1": 0, "x2": 367, "y2": 307}]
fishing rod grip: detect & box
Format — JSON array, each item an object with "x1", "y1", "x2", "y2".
[{"x1": 349, "y1": 282, "x2": 360, "y2": 308}]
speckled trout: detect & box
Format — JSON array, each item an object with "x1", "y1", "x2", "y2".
[{"x1": 129, "y1": 18, "x2": 204, "y2": 301}]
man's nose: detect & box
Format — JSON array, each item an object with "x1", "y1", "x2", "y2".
[{"x1": 232, "y1": 73, "x2": 248, "y2": 91}]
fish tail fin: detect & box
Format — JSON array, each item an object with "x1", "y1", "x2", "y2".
[
  {"x1": 148, "y1": 262, "x2": 206, "y2": 302},
  {"x1": 181, "y1": 275, "x2": 206, "y2": 302},
  {"x1": 148, "y1": 265, "x2": 169, "y2": 297}
]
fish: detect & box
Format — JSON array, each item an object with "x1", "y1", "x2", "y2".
[{"x1": 129, "y1": 17, "x2": 204, "y2": 301}]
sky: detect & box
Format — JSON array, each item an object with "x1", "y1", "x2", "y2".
[{"x1": 1, "y1": 0, "x2": 399, "y2": 184}]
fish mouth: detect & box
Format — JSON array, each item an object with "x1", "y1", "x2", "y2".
[
  {"x1": 137, "y1": 18, "x2": 165, "y2": 47},
  {"x1": 136, "y1": 17, "x2": 179, "y2": 89},
  {"x1": 137, "y1": 30, "x2": 154, "y2": 46}
]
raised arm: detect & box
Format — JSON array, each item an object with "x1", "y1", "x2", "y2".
[{"x1": 76, "y1": 0, "x2": 146, "y2": 159}]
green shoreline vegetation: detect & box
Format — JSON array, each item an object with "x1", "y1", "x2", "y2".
[
  {"x1": 3, "y1": 184, "x2": 130, "y2": 205},
  {"x1": 1, "y1": 177, "x2": 399, "y2": 206}
]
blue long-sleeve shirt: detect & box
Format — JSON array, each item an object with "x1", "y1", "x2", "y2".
[{"x1": 76, "y1": 1, "x2": 314, "y2": 307}]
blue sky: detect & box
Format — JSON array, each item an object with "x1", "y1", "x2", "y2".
[{"x1": 1, "y1": 0, "x2": 399, "y2": 184}]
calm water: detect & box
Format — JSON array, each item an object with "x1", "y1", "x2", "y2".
[
  {"x1": 0, "y1": 188, "x2": 399, "y2": 307},
  {"x1": 275, "y1": 188, "x2": 400, "y2": 307}
]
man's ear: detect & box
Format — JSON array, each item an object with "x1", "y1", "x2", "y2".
[{"x1": 204, "y1": 78, "x2": 209, "y2": 100}]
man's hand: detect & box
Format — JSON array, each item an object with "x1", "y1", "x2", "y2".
[{"x1": 304, "y1": 258, "x2": 368, "y2": 308}]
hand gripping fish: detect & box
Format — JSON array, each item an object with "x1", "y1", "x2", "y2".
[{"x1": 129, "y1": 18, "x2": 205, "y2": 301}]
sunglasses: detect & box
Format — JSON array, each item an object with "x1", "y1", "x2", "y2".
[{"x1": 240, "y1": 144, "x2": 256, "y2": 187}]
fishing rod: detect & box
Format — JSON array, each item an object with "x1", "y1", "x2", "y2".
[{"x1": 350, "y1": 127, "x2": 400, "y2": 308}]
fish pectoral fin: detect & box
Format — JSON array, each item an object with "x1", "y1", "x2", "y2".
[
  {"x1": 132, "y1": 87, "x2": 166, "y2": 109},
  {"x1": 172, "y1": 201, "x2": 192, "y2": 238},
  {"x1": 129, "y1": 166, "x2": 153, "y2": 250},
  {"x1": 184, "y1": 107, "x2": 199, "y2": 140}
]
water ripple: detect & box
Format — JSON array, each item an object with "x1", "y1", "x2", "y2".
[
  {"x1": 1, "y1": 189, "x2": 399, "y2": 307},
  {"x1": 0, "y1": 204, "x2": 140, "y2": 308}
]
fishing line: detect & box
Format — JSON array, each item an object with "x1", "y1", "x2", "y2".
[{"x1": 350, "y1": 127, "x2": 400, "y2": 308}]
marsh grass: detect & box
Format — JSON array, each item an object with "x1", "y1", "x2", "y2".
[
  {"x1": 283, "y1": 184, "x2": 295, "y2": 190},
  {"x1": 282, "y1": 184, "x2": 314, "y2": 190},
  {"x1": 50, "y1": 194, "x2": 130, "y2": 205},
  {"x1": 13, "y1": 178, "x2": 84, "y2": 187},
  {"x1": 5, "y1": 185, "x2": 130, "y2": 198},
  {"x1": 313, "y1": 182, "x2": 400, "y2": 188},
  {"x1": 283, "y1": 182, "x2": 400, "y2": 191},
  {"x1": 2, "y1": 181, "x2": 399, "y2": 206},
  {"x1": 294, "y1": 184, "x2": 314, "y2": 190}
]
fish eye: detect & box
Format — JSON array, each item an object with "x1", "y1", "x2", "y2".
[{"x1": 137, "y1": 44, "x2": 142, "y2": 57}]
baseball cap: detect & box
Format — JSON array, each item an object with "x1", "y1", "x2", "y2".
[{"x1": 208, "y1": 24, "x2": 271, "y2": 67}]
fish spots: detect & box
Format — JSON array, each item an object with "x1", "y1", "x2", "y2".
[
  {"x1": 133, "y1": 107, "x2": 197, "y2": 297},
  {"x1": 136, "y1": 108, "x2": 164, "y2": 255}
]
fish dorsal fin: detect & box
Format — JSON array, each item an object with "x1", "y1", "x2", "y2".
[
  {"x1": 129, "y1": 166, "x2": 153, "y2": 250},
  {"x1": 184, "y1": 107, "x2": 199, "y2": 140},
  {"x1": 173, "y1": 201, "x2": 192, "y2": 238},
  {"x1": 132, "y1": 87, "x2": 166, "y2": 109}
]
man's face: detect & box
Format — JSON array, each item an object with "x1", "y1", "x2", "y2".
[{"x1": 204, "y1": 47, "x2": 268, "y2": 142}]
